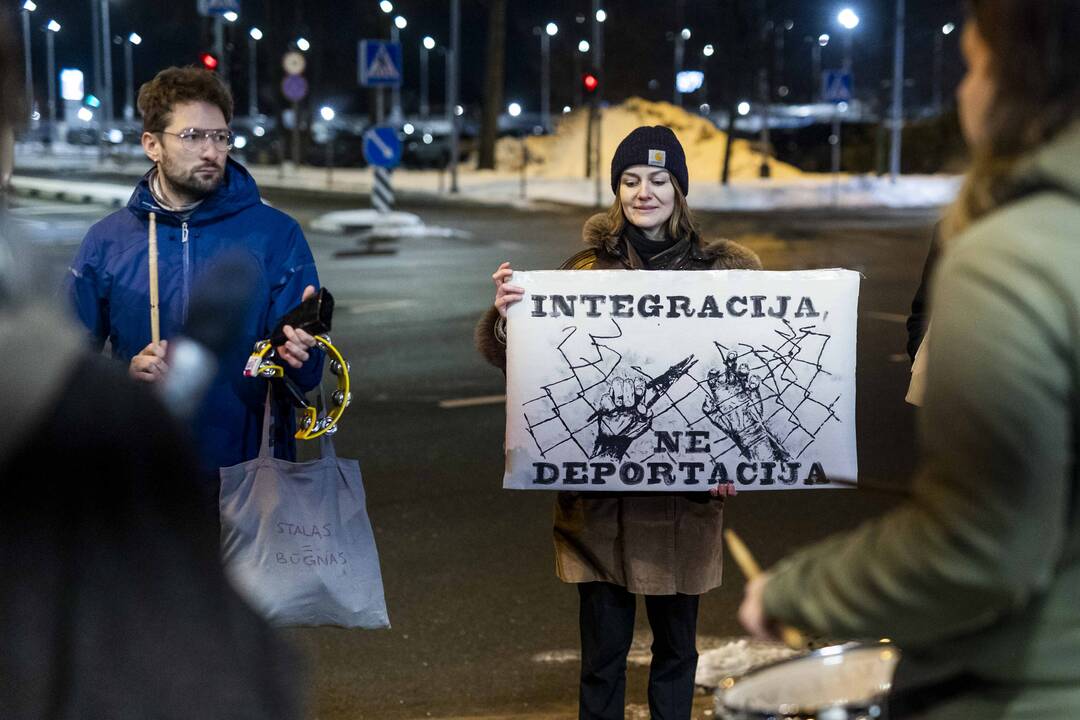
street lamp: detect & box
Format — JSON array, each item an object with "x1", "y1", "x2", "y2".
[
  {"x1": 45, "y1": 19, "x2": 60, "y2": 137},
  {"x1": 21, "y1": 1, "x2": 36, "y2": 124},
  {"x1": 673, "y1": 27, "x2": 690, "y2": 105},
  {"x1": 379, "y1": 0, "x2": 393, "y2": 13},
  {"x1": 837, "y1": 8, "x2": 860, "y2": 71},
  {"x1": 420, "y1": 36, "x2": 435, "y2": 118},
  {"x1": 296, "y1": 37, "x2": 310, "y2": 52},
  {"x1": 934, "y1": 22, "x2": 956, "y2": 112},
  {"x1": 810, "y1": 33, "x2": 830, "y2": 101},
  {"x1": 539, "y1": 22, "x2": 558, "y2": 133},
  {"x1": 122, "y1": 31, "x2": 141, "y2": 123},
  {"x1": 248, "y1": 28, "x2": 262, "y2": 118},
  {"x1": 574, "y1": 39, "x2": 590, "y2": 107},
  {"x1": 508, "y1": 102, "x2": 522, "y2": 117},
  {"x1": 595, "y1": 9, "x2": 606, "y2": 23},
  {"x1": 223, "y1": 10, "x2": 238, "y2": 23},
  {"x1": 389, "y1": 16, "x2": 407, "y2": 122}
]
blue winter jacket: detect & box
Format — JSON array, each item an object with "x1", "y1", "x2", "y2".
[{"x1": 66, "y1": 159, "x2": 323, "y2": 473}]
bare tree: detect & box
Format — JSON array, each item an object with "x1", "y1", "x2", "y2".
[{"x1": 477, "y1": 0, "x2": 506, "y2": 170}]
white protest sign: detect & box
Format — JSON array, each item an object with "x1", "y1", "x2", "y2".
[{"x1": 503, "y1": 269, "x2": 860, "y2": 491}]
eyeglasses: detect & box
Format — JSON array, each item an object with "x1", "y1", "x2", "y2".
[{"x1": 160, "y1": 128, "x2": 234, "y2": 152}]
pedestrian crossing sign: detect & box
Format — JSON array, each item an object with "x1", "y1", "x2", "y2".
[
  {"x1": 823, "y1": 70, "x2": 853, "y2": 103},
  {"x1": 359, "y1": 40, "x2": 403, "y2": 88}
]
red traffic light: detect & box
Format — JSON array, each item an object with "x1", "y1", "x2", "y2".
[
  {"x1": 582, "y1": 73, "x2": 599, "y2": 94},
  {"x1": 200, "y1": 52, "x2": 219, "y2": 71}
]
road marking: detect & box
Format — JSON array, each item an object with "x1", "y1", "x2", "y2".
[
  {"x1": 864, "y1": 311, "x2": 908, "y2": 323},
  {"x1": 346, "y1": 299, "x2": 418, "y2": 314},
  {"x1": 438, "y1": 394, "x2": 505, "y2": 409}
]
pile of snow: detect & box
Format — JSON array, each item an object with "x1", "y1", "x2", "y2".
[{"x1": 496, "y1": 97, "x2": 806, "y2": 183}]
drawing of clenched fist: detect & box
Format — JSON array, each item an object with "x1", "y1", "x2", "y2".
[
  {"x1": 702, "y1": 355, "x2": 790, "y2": 462},
  {"x1": 588, "y1": 355, "x2": 697, "y2": 460},
  {"x1": 590, "y1": 376, "x2": 654, "y2": 459}
]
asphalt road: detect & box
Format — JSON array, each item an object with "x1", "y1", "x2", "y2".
[{"x1": 7, "y1": 190, "x2": 938, "y2": 719}]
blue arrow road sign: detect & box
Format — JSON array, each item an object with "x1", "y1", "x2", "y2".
[
  {"x1": 358, "y1": 40, "x2": 403, "y2": 88},
  {"x1": 363, "y1": 125, "x2": 402, "y2": 169},
  {"x1": 823, "y1": 70, "x2": 853, "y2": 103}
]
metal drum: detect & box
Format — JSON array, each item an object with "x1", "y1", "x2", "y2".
[{"x1": 716, "y1": 642, "x2": 900, "y2": 720}]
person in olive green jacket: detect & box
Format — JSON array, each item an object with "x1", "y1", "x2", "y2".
[{"x1": 738, "y1": 1, "x2": 1080, "y2": 717}]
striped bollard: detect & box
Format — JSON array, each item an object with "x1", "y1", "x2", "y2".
[{"x1": 373, "y1": 166, "x2": 394, "y2": 214}]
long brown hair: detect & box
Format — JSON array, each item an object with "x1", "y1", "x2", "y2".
[
  {"x1": 943, "y1": 0, "x2": 1080, "y2": 238},
  {"x1": 603, "y1": 172, "x2": 699, "y2": 245}
]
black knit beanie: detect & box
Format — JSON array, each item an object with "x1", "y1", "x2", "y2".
[{"x1": 609, "y1": 125, "x2": 689, "y2": 196}]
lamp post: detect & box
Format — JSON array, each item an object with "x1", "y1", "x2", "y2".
[
  {"x1": 832, "y1": 8, "x2": 860, "y2": 201},
  {"x1": 811, "y1": 34, "x2": 829, "y2": 101},
  {"x1": 248, "y1": 27, "x2": 262, "y2": 117},
  {"x1": 99, "y1": 0, "x2": 114, "y2": 126},
  {"x1": 420, "y1": 35, "x2": 435, "y2": 118},
  {"x1": 45, "y1": 19, "x2": 60, "y2": 138},
  {"x1": 673, "y1": 27, "x2": 689, "y2": 105},
  {"x1": 701, "y1": 42, "x2": 714, "y2": 108},
  {"x1": 934, "y1": 22, "x2": 955, "y2": 113},
  {"x1": 539, "y1": 22, "x2": 558, "y2": 133},
  {"x1": 21, "y1": 1, "x2": 36, "y2": 123},
  {"x1": 591, "y1": 3, "x2": 605, "y2": 205},
  {"x1": 123, "y1": 32, "x2": 141, "y2": 122},
  {"x1": 390, "y1": 15, "x2": 407, "y2": 123}
]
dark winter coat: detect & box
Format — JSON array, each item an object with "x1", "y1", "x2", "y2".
[
  {"x1": 477, "y1": 212, "x2": 762, "y2": 595},
  {"x1": 66, "y1": 159, "x2": 323, "y2": 474}
]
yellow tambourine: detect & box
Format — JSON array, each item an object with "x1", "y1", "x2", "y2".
[{"x1": 243, "y1": 335, "x2": 352, "y2": 440}]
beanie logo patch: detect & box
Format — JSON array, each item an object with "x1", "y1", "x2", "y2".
[{"x1": 648, "y1": 149, "x2": 667, "y2": 168}]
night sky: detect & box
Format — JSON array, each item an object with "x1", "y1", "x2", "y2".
[{"x1": 9, "y1": 0, "x2": 967, "y2": 120}]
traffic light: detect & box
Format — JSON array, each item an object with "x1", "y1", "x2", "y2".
[
  {"x1": 582, "y1": 71, "x2": 599, "y2": 97},
  {"x1": 200, "y1": 52, "x2": 219, "y2": 71}
]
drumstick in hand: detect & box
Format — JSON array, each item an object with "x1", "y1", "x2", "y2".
[
  {"x1": 148, "y1": 212, "x2": 160, "y2": 345},
  {"x1": 724, "y1": 528, "x2": 807, "y2": 650}
]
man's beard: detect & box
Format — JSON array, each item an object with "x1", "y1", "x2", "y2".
[{"x1": 160, "y1": 150, "x2": 225, "y2": 200}]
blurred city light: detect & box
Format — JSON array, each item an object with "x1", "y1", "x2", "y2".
[
  {"x1": 394, "y1": 15, "x2": 407, "y2": 29},
  {"x1": 319, "y1": 106, "x2": 335, "y2": 121},
  {"x1": 545, "y1": 22, "x2": 558, "y2": 36},
  {"x1": 249, "y1": 27, "x2": 263, "y2": 41},
  {"x1": 508, "y1": 102, "x2": 522, "y2": 117},
  {"x1": 296, "y1": 37, "x2": 310, "y2": 51},
  {"x1": 223, "y1": 11, "x2": 238, "y2": 22},
  {"x1": 595, "y1": 9, "x2": 606, "y2": 23},
  {"x1": 76, "y1": 107, "x2": 93, "y2": 122},
  {"x1": 46, "y1": 19, "x2": 60, "y2": 32},
  {"x1": 578, "y1": 40, "x2": 590, "y2": 53},
  {"x1": 703, "y1": 44, "x2": 714, "y2": 57},
  {"x1": 403, "y1": 122, "x2": 415, "y2": 135},
  {"x1": 680, "y1": 28, "x2": 691, "y2": 40},
  {"x1": 838, "y1": 8, "x2": 860, "y2": 30},
  {"x1": 819, "y1": 33, "x2": 830, "y2": 46},
  {"x1": 379, "y1": 1, "x2": 393, "y2": 13},
  {"x1": 423, "y1": 36, "x2": 435, "y2": 50},
  {"x1": 737, "y1": 101, "x2": 751, "y2": 116},
  {"x1": 942, "y1": 22, "x2": 956, "y2": 35},
  {"x1": 234, "y1": 135, "x2": 248, "y2": 149},
  {"x1": 128, "y1": 32, "x2": 142, "y2": 45}
]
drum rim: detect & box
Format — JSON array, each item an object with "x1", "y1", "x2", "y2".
[{"x1": 717, "y1": 640, "x2": 899, "y2": 716}]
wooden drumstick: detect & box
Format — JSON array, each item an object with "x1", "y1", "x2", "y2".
[
  {"x1": 724, "y1": 528, "x2": 807, "y2": 651},
  {"x1": 148, "y1": 212, "x2": 160, "y2": 345}
]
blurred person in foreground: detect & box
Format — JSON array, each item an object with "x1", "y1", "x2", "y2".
[
  {"x1": 65, "y1": 66, "x2": 323, "y2": 496},
  {"x1": 0, "y1": 21, "x2": 302, "y2": 720},
  {"x1": 738, "y1": 1, "x2": 1080, "y2": 717}
]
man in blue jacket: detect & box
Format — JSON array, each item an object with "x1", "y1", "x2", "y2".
[{"x1": 67, "y1": 66, "x2": 323, "y2": 484}]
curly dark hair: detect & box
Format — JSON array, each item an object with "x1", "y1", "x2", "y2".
[{"x1": 137, "y1": 66, "x2": 234, "y2": 133}]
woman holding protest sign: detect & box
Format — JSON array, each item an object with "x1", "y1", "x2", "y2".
[
  {"x1": 738, "y1": 0, "x2": 1080, "y2": 716},
  {"x1": 477, "y1": 125, "x2": 761, "y2": 720}
]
